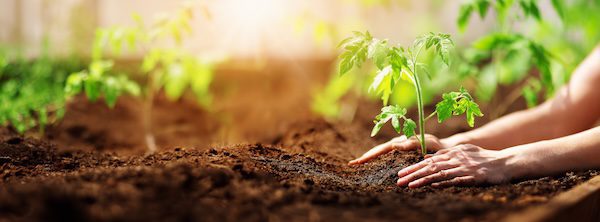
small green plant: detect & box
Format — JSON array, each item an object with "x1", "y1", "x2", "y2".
[
  {"x1": 66, "y1": 4, "x2": 214, "y2": 152},
  {"x1": 457, "y1": 0, "x2": 566, "y2": 117},
  {"x1": 0, "y1": 49, "x2": 83, "y2": 134},
  {"x1": 338, "y1": 31, "x2": 483, "y2": 155}
]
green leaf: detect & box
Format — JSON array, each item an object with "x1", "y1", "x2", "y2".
[
  {"x1": 65, "y1": 72, "x2": 85, "y2": 96},
  {"x1": 84, "y1": 79, "x2": 100, "y2": 102},
  {"x1": 435, "y1": 87, "x2": 483, "y2": 127},
  {"x1": 435, "y1": 93, "x2": 456, "y2": 123},
  {"x1": 369, "y1": 65, "x2": 393, "y2": 93},
  {"x1": 402, "y1": 119, "x2": 416, "y2": 138},
  {"x1": 338, "y1": 31, "x2": 372, "y2": 75},
  {"x1": 465, "y1": 100, "x2": 483, "y2": 127},
  {"x1": 550, "y1": 0, "x2": 565, "y2": 20},
  {"x1": 439, "y1": 37, "x2": 453, "y2": 66},
  {"x1": 416, "y1": 33, "x2": 454, "y2": 66},
  {"x1": 457, "y1": 4, "x2": 473, "y2": 32},
  {"x1": 371, "y1": 115, "x2": 391, "y2": 137},
  {"x1": 368, "y1": 39, "x2": 388, "y2": 69},
  {"x1": 103, "y1": 77, "x2": 119, "y2": 108},
  {"x1": 371, "y1": 105, "x2": 407, "y2": 137},
  {"x1": 391, "y1": 116, "x2": 401, "y2": 133},
  {"x1": 475, "y1": 0, "x2": 490, "y2": 18},
  {"x1": 339, "y1": 57, "x2": 353, "y2": 76},
  {"x1": 164, "y1": 63, "x2": 188, "y2": 100}
]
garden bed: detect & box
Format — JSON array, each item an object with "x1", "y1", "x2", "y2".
[
  {"x1": 0, "y1": 62, "x2": 598, "y2": 222},
  {"x1": 0, "y1": 116, "x2": 598, "y2": 221}
]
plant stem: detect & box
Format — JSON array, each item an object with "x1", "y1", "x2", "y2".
[
  {"x1": 413, "y1": 72, "x2": 427, "y2": 156},
  {"x1": 412, "y1": 46, "x2": 427, "y2": 156},
  {"x1": 143, "y1": 72, "x2": 158, "y2": 154},
  {"x1": 424, "y1": 111, "x2": 437, "y2": 122}
]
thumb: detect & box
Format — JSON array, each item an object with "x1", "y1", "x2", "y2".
[{"x1": 348, "y1": 142, "x2": 394, "y2": 165}]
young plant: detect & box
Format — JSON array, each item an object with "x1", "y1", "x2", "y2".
[
  {"x1": 0, "y1": 49, "x2": 83, "y2": 134},
  {"x1": 457, "y1": 0, "x2": 566, "y2": 117},
  {"x1": 66, "y1": 4, "x2": 214, "y2": 152},
  {"x1": 339, "y1": 31, "x2": 483, "y2": 155}
]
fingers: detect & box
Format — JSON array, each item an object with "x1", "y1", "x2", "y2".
[
  {"x1": 397, "y1": 155, "x2": 449, "y2": 177},
  {"x1": 431, "y1": 176, "x2": 477, "y2": 188},
  {"x1": 391, "y1": 136, "x2": 420, "y2": 151},
  {"x1": 397, "y1": 158, "x2": 456, "y2": 187},
  {"x1": 348, "y1": 136, "x2": 418, "y2": 165},
  {"x1": 348, "y1": 142, "x2": 394, "y2": 165},
  {"x1": 407, "y1": 168, "x2": 465, "y2": 188}
]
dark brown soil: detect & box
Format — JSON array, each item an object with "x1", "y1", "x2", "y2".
[
  {"x1": 0, "y1": 60, "x2": 597, "y2": 221},
  {"x1": 0, "y1": 119, "x2": 597, "y2": 222}
]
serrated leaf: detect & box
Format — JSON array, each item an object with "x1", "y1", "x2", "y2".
[
  {"x1": 402, "y1": 119, "x2": 416, "y2": 138},
  {"x1": 369, "y1": 65, "x2": 392, "y2": 93},
  {"x1": 371, "y1": 115, "x2": 391, "y2": 137},
  {"x1": 435, "y1": 94, "x2": 455, "y2": 123},
  {"x1": 337, "y1": 31, "x2": 371, "y2": 75},
  {"x1": 368, "y1": 39, "x2": 388, "y2": 69},
  {"x1": 436, "y1": 87, "x2": 483, "y2": 126},
  {"x1": 439, "y1": 38, "x2": 453, "y2": 66},
  {"x1": 465, "y1": 100, "x2": 483, "y2": 127},
  {"x1": 391, "y1": 116, "x2": 401, "y2": 133},
  {"x1": 371, "y1": 105, "x2": 407, "y2": 137}
]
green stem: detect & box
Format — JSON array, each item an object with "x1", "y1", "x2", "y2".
[
  {"x1": 413, "y1": 72, "x2": 426, "y2": 156},
  {"x1": 424, "y1": 111, "x2": 437, "y2": 122},
  {"x1": 412, "y1": 46, "x2": 427, "y2": 156}
]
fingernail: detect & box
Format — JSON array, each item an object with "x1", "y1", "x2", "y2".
[
  {"x1": 408, "y1": 182, "x2": 418, "y2": 188},
  {"x1": 397, "y1": 178, "x2": 407, "y2": 186}
]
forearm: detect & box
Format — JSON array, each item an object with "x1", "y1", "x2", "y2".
[
  {"x1": 442, "y1": 106, "x2": 558, "y2": 150},
  {"x1": 443, "y1": 45, "x2": 600, "y2": 150},
  {"x1": 504, "y1": 126, "x2": 600, "y2": 180}
]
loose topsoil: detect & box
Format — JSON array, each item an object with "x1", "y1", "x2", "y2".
[{"x1": 0, "y1": 60, "x2": 597, "y2": 222}]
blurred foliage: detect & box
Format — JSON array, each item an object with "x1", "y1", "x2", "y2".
[
  {"x1": 531, "y1": 0, "x2": 600, "y2": 81},
  {"x1": 457, "y1": 0, "x2": 565, "y2": 112},
  {"x1": 312, "y1": 0, "x2": 600, "y2": 120},
  {"x1": 0, "y1": 48, "x2": 83, "y2": 133},
  {"x1": 68, "y1": 3, "x2": 214, "y2": 108}
]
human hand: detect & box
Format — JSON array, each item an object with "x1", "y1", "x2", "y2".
[
  {"x1": 348, "y1": 134, "x2": 451, "y2": 165},
  {"x1": 396, "y1": 144, "x2": 516, "y2": 188}
]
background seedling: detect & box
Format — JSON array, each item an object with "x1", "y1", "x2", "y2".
[
  {"x1": 339, "y1": 31, "x2": 483, "y2": 155},
  {"x1": 457, "y1": 0, "x2": 567, "y2": 118},
  {"x1": 0, "y1": 47, "x2": 83, "y2": 134},
  {"x1": 66, "y1": 4, "x2": 214, "y2": 153}
]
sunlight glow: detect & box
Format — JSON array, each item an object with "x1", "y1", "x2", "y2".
[{"x1": 214, "y1": 0, "x2": 288, "y2": 57}]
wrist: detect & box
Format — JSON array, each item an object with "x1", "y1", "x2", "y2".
[
  {"x1": 440, "y1": 133, "x2": 473, "y2": 148},
  {"x1": 500, "y1": 147, "x2": 536, "y2": 181}
]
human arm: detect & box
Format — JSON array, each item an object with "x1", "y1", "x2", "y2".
[
  {"x1": 349, "y1": 45, "x2": 600, "y2": 165},
  {"x1": 446, "y1": 45, "x2": 600, "y2": 150},
  {"x1": 397, "y1": 126, "x2": 600, "y2": 188}
]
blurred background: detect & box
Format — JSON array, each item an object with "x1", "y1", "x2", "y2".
[
  {"x1": 0, "y1": 0, "x2": 598, "y2": 153},
  {"x1": 1, "y1": 0, "x2": 511, "y2": 58}
]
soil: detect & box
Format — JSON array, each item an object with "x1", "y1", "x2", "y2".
[{"x1": 0, "y1": 59, "x2": 597, "y2": 221}]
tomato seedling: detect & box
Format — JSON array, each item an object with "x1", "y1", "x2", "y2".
[
  {"x1": 66, "y1": 4, "x2": 213, "y2": 152},
  {"x1": 338, "y1": 31, "x2": 483, "y2": 155},
  {"x1": 0, "y1": 49, "x2": 83, "y2": 134},
  {"x1": 457, "y1": 0, "x2": 566, "y2": 117}
]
